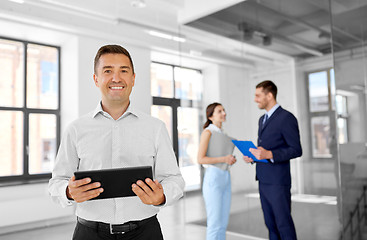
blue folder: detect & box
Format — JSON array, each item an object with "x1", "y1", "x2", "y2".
[{"x1": 232, "y1": 140, "x2": 268, "y2": 163}]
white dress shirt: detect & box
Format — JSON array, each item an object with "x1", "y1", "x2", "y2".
[
  {"x1": 265, "y1": 103, "x2": 279, "y2": 121},
  {"x1": 48, "y1": 102, "x2": 185, "y2": 224},
  {"x1": 206, "y1": 123, "x2": 222, "y2": 134}
]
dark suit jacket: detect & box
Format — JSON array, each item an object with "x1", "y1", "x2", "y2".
[{"x1": 256, "y1": 106, "x2": 302, "y2": 186}]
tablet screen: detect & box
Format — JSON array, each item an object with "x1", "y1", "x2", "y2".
[{"x1": 74, "y1": 166, "x2": 153, "y2": 200}]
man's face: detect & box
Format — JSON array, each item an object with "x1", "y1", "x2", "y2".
[
  {"x1": 93, "y1": 53, "x2": 135, "y2": 106},
  {"x1": 254, "y1": 87, "x2": 270, "y2": 110}
]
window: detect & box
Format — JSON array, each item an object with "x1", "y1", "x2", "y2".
[
  {"x1": 0, "y1": 37, "x2": 60, "y2": 182},
  {"x1": 307, "y1": 68, "x2": 348, "y2": 158},
  {"x1": 335, "y1": 95, "x2": 348, "y2": 144},
  {"x1": 151, "y1": 62, "x2": 203, "y2": 191}
]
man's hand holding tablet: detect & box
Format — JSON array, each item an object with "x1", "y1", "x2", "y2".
[
  {"x1": 71, "y1": 166, "x2": 155, "y2": 203},
  {"x1": 132, "y1": 178, "x2": 166, "y2": 206}
]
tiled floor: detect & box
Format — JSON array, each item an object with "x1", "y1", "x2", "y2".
[{"x1": 0, "y1": 191, "x2": 339, "y2": 240}]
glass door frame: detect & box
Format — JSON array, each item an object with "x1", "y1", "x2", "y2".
[{"x1": 152, "y1": 97, "x2": 202, "y2": 163}]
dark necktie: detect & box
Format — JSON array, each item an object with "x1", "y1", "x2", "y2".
[{"x1": 262, "y1": 114, "x2": 268, "y2": 129}]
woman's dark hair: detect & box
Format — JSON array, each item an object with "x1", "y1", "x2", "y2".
[{"x1": 203, "y1": 102, "x2": 222, "y2": 129}]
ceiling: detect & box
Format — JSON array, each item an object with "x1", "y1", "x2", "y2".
[
  {"x1": 184, "y1": 0, "x2": 367, "y2": 59},
  {"x1": 0, "y1": 0, "x2": 366, "y2": 66}
]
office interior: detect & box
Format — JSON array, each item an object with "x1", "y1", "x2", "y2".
[{"x1": 0, "y1": 0, "x2": 366, "y2": 239}]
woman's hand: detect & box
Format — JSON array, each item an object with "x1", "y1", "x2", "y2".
[{"x1": 224, "y1": 155, "x2": 237, "y2": 165}]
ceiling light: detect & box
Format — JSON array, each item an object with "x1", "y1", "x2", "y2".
[
  {"x1": 148, "y1": 30, "x2": 186, "y2": 43},
  {"x1": 350, "y1": 85, "x2": 365, "y2": 91},
  {"x1": 9, "y1": 0, "x2": 24, "y2": 3},
  {"x1": 293, "y1": 44, "x2": 323, "y2": 57},
  {"x1": 190, "y1": 50, "x2": 202, "y2": 56},
  {"x1": 130, "y1": 0, "x2": 146, "y2": 8}
]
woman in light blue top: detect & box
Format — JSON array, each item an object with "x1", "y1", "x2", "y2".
[{"x1": 198, "y1": 102, "x2": 237, "y2": 240}]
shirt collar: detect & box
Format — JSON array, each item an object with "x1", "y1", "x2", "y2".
[
  {"x1": 92, "y1": 101, "x2": 140, "y2": 119},
  {"x1": 265, "y1": 103, "x2": 280, "y2": 118},
  {"x1": 208, "y1": 123, "x2": 222, "y2": 133}
]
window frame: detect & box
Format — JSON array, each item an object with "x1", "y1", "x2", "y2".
[
  {"x1": 0, "y1": 36, "x2": 61, "y2": 183},
  {"x1": 335, "y1": 94, "x2": 349, "y2": 144},
  {"x1": 151, "y1": 61, "x2": 203, "y2": 162},
  {"x1": 306, "y1": 68, "x2": 348, "y2": 160}
]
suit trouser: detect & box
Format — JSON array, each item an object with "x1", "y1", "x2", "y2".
[
  {"x1": 72, "y1": 215, "x2": 163, "y2": 240},
  {"x1": 259, "y1": 182, "x2": 297, "y2": 240},
  {"x1": 202, "y1": 166, "x2": 231, "y2": 240}
]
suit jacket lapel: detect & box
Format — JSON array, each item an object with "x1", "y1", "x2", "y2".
[{"x1": 260, "y1": 106, "x2": 283, "y2": 134}]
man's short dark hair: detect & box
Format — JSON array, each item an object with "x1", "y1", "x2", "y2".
[
  {"x1": 256, "y1": 80, "x2": 277, "y2": 100},
  {"x1": 94, "y1": 45, "x2": 135, "y2": 74}
]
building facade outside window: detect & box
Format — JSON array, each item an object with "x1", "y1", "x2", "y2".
[
  {"x1": 0, "y1": 37, "x2": 60, "y2": 182},
  {"x1": 151, "y1": 62, "x2": 203, "y2": 191},
  {"x1": 307, "y1": 68, "x2": 348, "y2": 159}
]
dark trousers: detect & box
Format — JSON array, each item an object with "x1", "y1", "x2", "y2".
[
  {"x1": 259, "y1": 183, "x2": 297, "y2": 240},
  {"x1": 72, "y1": 216, "x2": 164, "y2": 240}
]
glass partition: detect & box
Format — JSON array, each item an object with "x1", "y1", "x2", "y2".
[{"x1": 330, "y1": 0, "x2": 367, "y2": 239}]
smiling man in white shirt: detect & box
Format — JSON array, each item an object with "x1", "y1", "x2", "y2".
[{"x1": 48, "y1": 45, "x2": 185, "y2": 240}]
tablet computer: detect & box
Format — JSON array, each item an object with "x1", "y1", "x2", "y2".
[{"x1": 74, "y1": 166, "x2": 153, "y2": 200}]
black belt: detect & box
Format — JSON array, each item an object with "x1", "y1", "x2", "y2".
[{"x1": 77, "y1": 215, "x2": 156, "y2": 235}]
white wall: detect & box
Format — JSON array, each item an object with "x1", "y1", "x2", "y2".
[
  {"x1": 61, "y1": 36, "x2": 79, "y2": 131},
  {"x1": 216, "y1": 65, "x2": 257, "y2": 192},
  {"x1": 0, "y1": 183, "x2": 75, "y2": 234}
]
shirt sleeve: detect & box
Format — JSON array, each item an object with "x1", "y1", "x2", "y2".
[
  {"x1": 48, "y1": 124, "x2": 79, "y2": 208},
  {"x1": 153, "y1": 122, "x2": 185, "y2": 207}
]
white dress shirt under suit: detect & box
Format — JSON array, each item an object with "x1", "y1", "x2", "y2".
[{"x1": 48, "y1": 102, "x2": 185, "y2": 224}]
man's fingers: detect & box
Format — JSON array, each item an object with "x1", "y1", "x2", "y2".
[
  {"x1": 70, "y1": 177, "x2": 91, "y2": 188},
  {"x1": 249, "y1": 148, "x2": 258, "y2": 154},
  {"x1": 78, "y1": 182, "x2": 101, "y2": 193},
  {"x1": 154, "y1": 179, "x2": 163, "y2": 189},
  {"x1": 75, "y1": 188, "x2": 103, "y2": 203},
  {"x1": 82, "y1": 188, "x2": 103, "y2": 201},
  {"x1": 132, "y1": 183, "x2": 147, "y2": 199},
  {"x1": 68, "y1": 176, "x2": 103, "y2": 203},
  {"x1": 145, "y1": 178, "x2": 161, "y2": 192},
  {"x1": 69, "y1": 180, "x2": 100, "y2": 193},
  {"x1": 136, "y1": 180, "x2": 154, "y2": 195}
]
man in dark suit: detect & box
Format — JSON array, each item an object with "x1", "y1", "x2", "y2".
[{"x1": 243, "y1": 80, "x2": 302, "y2": 240}]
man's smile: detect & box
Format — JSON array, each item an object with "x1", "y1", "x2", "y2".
[{"x1": 109, "y1": 86, "x2": 125, "y2": 90}]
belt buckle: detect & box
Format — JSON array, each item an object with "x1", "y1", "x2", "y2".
[{"x1": 109, "y1": 224, "x2": 125, "y2": 235}]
